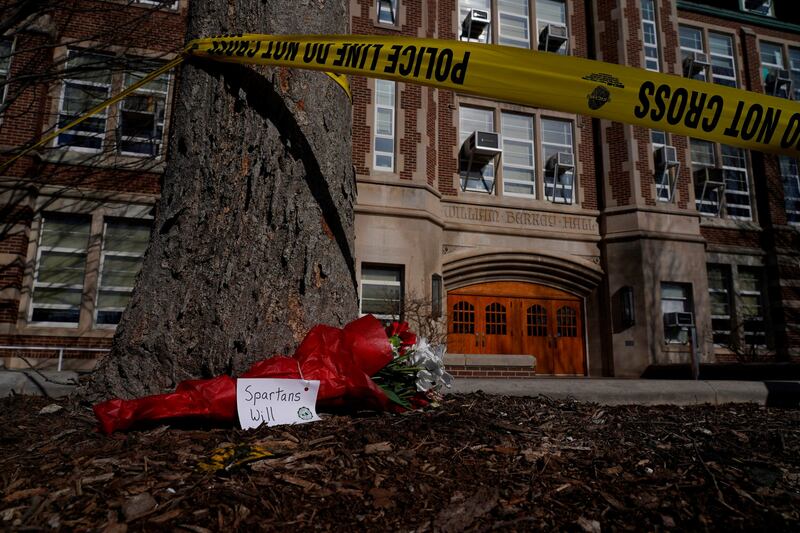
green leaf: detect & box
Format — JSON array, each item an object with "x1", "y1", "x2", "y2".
[{"x1": 379, "y1": 384, "x2": 411, "y2": 408}]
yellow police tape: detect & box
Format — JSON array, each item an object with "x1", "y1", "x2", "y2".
[
  {"x1": 4, "y1": 33, "x2": 800, "y2": 174},
  {"x1": 188, "y1": 34, "x2": 800, "y2": 157}
]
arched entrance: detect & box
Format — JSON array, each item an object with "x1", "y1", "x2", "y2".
[{"x1": 447, "y1": 281, "x2": 586, "y2": 375}]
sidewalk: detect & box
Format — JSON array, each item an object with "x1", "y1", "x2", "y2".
[
  {"x1": 450, "y1": 378, "x2": 800, "y2": 407},
  {"x1": 1, "y1": 370, "x2": 798, "y2": 407},
  {"x1": 0, "y1": 370, "x2": 79, "y2": 398}
]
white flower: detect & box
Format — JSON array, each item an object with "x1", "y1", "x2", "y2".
[{"x1": 410, "y1": 338, "x2": 454, "y2": 392}]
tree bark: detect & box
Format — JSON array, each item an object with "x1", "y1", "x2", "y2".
[{"x1": 82, "y1": 0, "x2": 357, "y2": 399}]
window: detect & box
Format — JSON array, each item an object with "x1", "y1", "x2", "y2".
[
  {"x1": 721, "y1": 145, "x2": 752, "y2": 220},
  {"x1": 377, "y1": 0, "x2": 398, "y2": 25},
  {"x1": 661, "y1": 282, "x2": 692, "y2": 343},
  {"x1": 134, "y1": 0, "x2": 179, "y2": 9},
  {"x1": 678, "y1": 26, "x2": 737, "y2": 87},
  {"x1": 641, "y1": 0, "x2": 660, "y2": 72},
  {"x1": 30, "y1": 215, "x2": 91, "y2": 325},
  {"x1": 542, "y1": 118, "x2": 574, "y2": 203},
  {"x1": 780, "y1": 156, "x2": 800, "y2": 224},
  {"x1": 96, "y1": 220, "x2": 150, "y2": 325},
  {"x1": 651, "y1": 130, "x2": 672, "y2": 202},
  {"x1": 460, "y1": 0, "x2": 491, "y2": 43},
  {"x1": 451, "y1": 301, "x2": 475, "y2": 334},
  {"x1": 57, "y1": 50, "x2": 114, "y2": 151},
  {"x1": 527, "y1": 304, "x2": 547, "y2": 336},
  {"x1": 691, "y1": 139, "x2": 753, "y2": 220},
  {"x1": 118, "y1": 59, "x2": 170, "y2": 157},
  {"x1": 709, "y1": 32, "x2": 737, "y2": 88},
  {"x1": 459, "y1": 106, "x2": 496, "y2": 193},
  {"x1": 738, "y1": 267, "x2": 766, "y2": 347},
  {"x1": 459, "y1": 106, "x2": 575, "y2": 201},
  {"x1": 431, "y1": 274, "x2": 442, "y2": 318},
  {"x1": 0, "y1": 39, "x2": 12, "y2": 111},
  {"x1": 789, "y1": 48, "x2": 800, "y2": 101},
  {"x1": 556, "y1": 306, "x2": 577, "y2": 337},
  {"x1": 501, "y1": 112, "x2": 536, "y2": 197},
  {"x1": 373, "y1": 80, "x2": 395, "y2": 171},
  {"x1": 707, "y1": 264, "x2": 732, "y2": 347},
  {"x1": 29, "y1": 214, "x2": 151, "y2": 327},
  {"x1": 740, "y1": 0, "x2": 774, "y2": 17},
  {"x1": 760, "y1": 41, "x2": 789, "y2": 98},
  {"x1": 360, "y1": 265, "x2": 403, "y2": 321},
  {"x1": 459, "y1": 0, "x2": 568, "y2": 53},
  {"x1": 56, "y1": 49, "x2": 171, "y2": 156},
  {"x1": 485, "y1": 302, "x2": 507, "y2": 335}
]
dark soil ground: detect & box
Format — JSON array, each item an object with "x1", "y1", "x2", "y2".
[{"x1": 1, "y1": 393, "x2": 799, "y2": 532}]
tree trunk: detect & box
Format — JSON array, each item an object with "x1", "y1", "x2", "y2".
[{"x1": 82, "y1": 0, "x2": 357, "y2": 399}]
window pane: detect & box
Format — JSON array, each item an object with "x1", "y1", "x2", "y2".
[
  {"x1": 360, "y1": 265, "x2": 403, "y2": 319},
  {"x1": 104, "y1": 221, "x2": 150, "y2": 253},
  {"x1": 536, "y1": 0, "x2": 566, "y2": 24},
  {"x1": 40, "y1": 217, "x2": 91, "y2": 249}
]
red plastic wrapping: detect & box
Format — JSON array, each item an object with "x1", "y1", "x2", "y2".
[{"x1": 93, "y1": 315, "x2": 396, "y2": 434}]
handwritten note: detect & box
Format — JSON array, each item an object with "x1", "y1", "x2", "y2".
[{"x1": 236, "y1": 378, "x2": 321, "y2": 430}]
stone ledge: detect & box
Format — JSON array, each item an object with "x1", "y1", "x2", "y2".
[{"x1": 445, "y1": 353, "x2": 536, "y2": 368}]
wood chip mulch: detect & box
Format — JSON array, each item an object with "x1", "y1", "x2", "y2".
[{"x1": 1, "y1": 393, "x2": 799, "y2": 531}]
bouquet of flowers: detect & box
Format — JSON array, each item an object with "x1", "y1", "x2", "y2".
[{"x1": 93, "y1": 315, "x2": 452, "y2": 433}]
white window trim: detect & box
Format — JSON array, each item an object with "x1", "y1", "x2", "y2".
[
  {"x1": 651, "y1": 130, "x2": 671, "y2": 202},
  {"x1": 377, "y1": 0, "x2": 398, "y2": 25},
  {"x1": 542, "y1": 117, "x2": 575, "y2": 204},
  {"x1": 54, "y1": 48, "x2": 173, "y2": 158},
  {"x1": 641, "y1": 0, "x2": 660, "y2": 72},
  {"x1": 29, "y1": 219, "x2": 89, "y2": 328},
  {"x1": 740, "y1": 0, "x2": 774, "y2": 17},
  {"x1": 721, "y1": 150, "x2": 753, "y2": 221},
  {"x1": 117, "y1": 69, "x2": 171, "y2": 158},
  {"x1": 55, "y1": 75, "x2": 111, "y2": 154},
  {"x1": 373, "y1": 79, "x2": 396, "y2": 172},
  {"x1": 709, "y1": 32, "x2": 737, "y2": 88},
  {"x1": 501, "y1": 112, "x2": 536, "y2": 198},
  {"x1": 359, "y1": 266, "x2": 403, "y2": 321},
  {"x1": 498, "y1": 1, "x2": 531, "y2": 48}
]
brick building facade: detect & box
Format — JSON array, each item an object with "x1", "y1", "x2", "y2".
[{"x1": 1, "y1": 0, "x2": 798, "y2": 376}]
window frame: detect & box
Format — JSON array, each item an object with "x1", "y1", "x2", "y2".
[
  {"x1": 690, "y1": 139, "x2": 754, "y2": 221},
  {"x1": 707, "y1": 264, "x2": 733, "y2": 347},
  {"x1": 458, "y1": 0, "x2": 569, "y2": 54},
  {"x1": 779, "y1": 156, "x2": 800, "y2": 225},
  {"x1": 377, "y1": 0, "x2": 399, "y2": 26},
  {"x1": 359, "y1": 264, "x2": 404, "y2": 322},
  {"x1": 53, "y1": 46, "x2": 174, "y2": 159},
  {"x1": 0, "y1": 37, "x2": 14, "y2": 117},
  {"x1": 651, "y1": 129, "x2": 673, "y2": 203},
  {"x1": 372, "y1": 79, "x2": 396, "y2": 172},
  {"x1": 641, "y1": 0, "x2": 661, "y2": 72},
  {"x1": 457, "y1": 103, "x2": 577, "y2": 204},
  {"x1": 739, "y1": 0, "x2": 774, "y2": 17},
  {"x1": 94, "y1": 219, "x2": 151, "y2": 328},
  {"x1": 116, "y1": 59, "x2": 171, "y2": 158},
  {"x1": 28, "y1": 215, "x2": 92, "y2": 328},
  {"x1": 660, "y1": 281, "x2": 693, "y2": 344},
  {"x1": 677, "y1": 24, "x2": 738, "y2": 88}
]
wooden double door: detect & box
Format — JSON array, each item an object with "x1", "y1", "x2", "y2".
[{"x1": 447, "y1": 282, "x2": 585, "y2": 375}]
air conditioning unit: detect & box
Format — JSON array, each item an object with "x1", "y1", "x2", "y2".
[
  {"x1": 694, "y1": 167, "x2": 725, "y2": 189},
  {"x1": 546, "y1": 152, "x2": 575, "y2": 177},
  {"x1": 654, "y1": 146, "x2": 679, "y2": 169},
  {"x1": 538, "y1": 23, "x2": 568, "y2": 53},
  {"x1": 683, "y1": 51, "x2": 710, "y2": 79},
  {"x1": 664, "y1": 312, "x2": 694, "y2": 327},
  {"x1": 461, "y1": 9, "x2": 490, "y2": 40},
  {"x1": 766, "y1": 68, "x2": 792, "y2": 98},
  {"x1": 461, "y1": 130, "x2": 501, "y2": 167}
]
